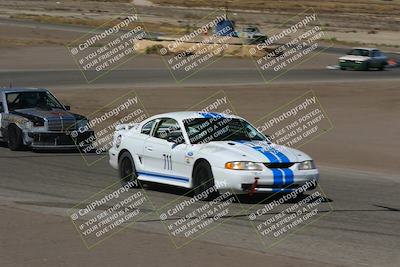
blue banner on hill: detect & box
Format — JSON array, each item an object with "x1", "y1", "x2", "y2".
[{"x1": 215, "y1": 19, "x2": 237, "y2": 37}]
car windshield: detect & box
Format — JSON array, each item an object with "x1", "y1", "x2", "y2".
[
  {"x1": 347, "y1": 49, "x2": 370, "y2": 57},
  {"x1": 244, "y1": 27, "x2": 257, "y2": 32},
  {"x1": 183, "y1": 117, "x2": 266, "y2": 144},
  {"x1": 6, "y1": 91, "x2": 64, "y2": 111}
]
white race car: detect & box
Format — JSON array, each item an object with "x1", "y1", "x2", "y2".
[
  {"x1": 338, "y1": 47, "x2": 388, "y2": 70},
  {"x1": 109, "y1": 112, "x2": 319, "y2": 196}
]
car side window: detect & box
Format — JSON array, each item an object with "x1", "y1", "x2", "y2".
[
  {"x1": 141, "y1": 120, "x2": 155, "y2": 135},
  {"x1": 154, "y1": 118, "x2": 182, "y2": 141}
]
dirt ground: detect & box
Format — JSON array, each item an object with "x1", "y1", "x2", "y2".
[
  {"x1": 0, "y1": 205, "x2": 340, "y2": 267},
  {"x1": 0, "y1": 0, "x2": 399, "y2": 48},
  {"x1": 0, "y1": 45, "x2": 341, "y2": 71}
]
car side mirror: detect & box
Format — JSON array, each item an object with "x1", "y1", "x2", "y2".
[{"x1": 65, "y1": 105, "x2": 71, "y2": 110}]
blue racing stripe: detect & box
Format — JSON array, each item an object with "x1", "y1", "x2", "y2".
[
  {"x1": 198, "y1": 112, "x2": 214, "y2": 118},
  {"x1": 199, "y1": 112, "x2": 224, "y2": 119},
  {"x1": 263, "y1": 146, "x2": 294, "y2": 185},
  {"x1": 273, "y1": 150, "x2": 290, "y2": 163},
  {"x1": 236, "y1": 141, "x2": 280, "y2": 163},
  {"x1": 137, "y1": 171, "x2": 189, "y2": 182},
  {"x1": 236, "y1": 141, "x2": 282, "y2": 185},
  {"x1": 280, "y1": 168, "x2": 294, "y2": 185},
  {"x1": 236, "y1": 140, "x2": 294, "y2": 185},
  {"x1": 252, "y1": 146, "x2": 280, "y2": 163},
  {"x1": 271, "y1": 168, "x2": 284, "y2": 186},
  {"x1": 209, "y1": 112, "x2": 224, "y2": 118}
]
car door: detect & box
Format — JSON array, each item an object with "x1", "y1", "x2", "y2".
[
  {"x1": 141, "y1": 118, "x2": 190, "y2": 184},
  {"x1": 127, "y1": 119, "x2": 157, "y2": 172},
  {"x1": 0, "y1": 97, "x2": 4, "y2": 139},
  {"x1": 374, "y1": 50, "x2": 386, "y2": 67},
  {"x1": 0, "y1": 93, "x2": 11, "y2": 139},
  {"x1": 370, "y1": 50, "x2": 381, "y2": 68}
]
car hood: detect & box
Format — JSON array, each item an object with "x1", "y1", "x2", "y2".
[
  {"x1": 12, "y1": 108, "x2": 81, "y2": 121},
  {"x1": 339, "y1": 55, "x2": 370, "y2": 61},
  {"x1": 196, "y1": 140, "x2": 310, "y2": 163}
]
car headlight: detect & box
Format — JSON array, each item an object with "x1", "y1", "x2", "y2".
[
  {"x1": 31, "y1": 117, "x2": 44, "y2": 127},
  {"x1": 22, "y1": 119, "x2": 44, "y2": 129},
  {"x1": 22, "y1": 121, "x2": 33, "y2": 130},
  {"x1": 225, "y1": 161, "x2": 264, "y2": 171},
  {"x1": 298, "y1": 160, "x2": 316, "y2": 170},
  {"x1": 77, "y1": 119, "x2": 89, "y2": 132},
  {"x1": 339, "y1": 59, "x2": 346, "y2": 62}
]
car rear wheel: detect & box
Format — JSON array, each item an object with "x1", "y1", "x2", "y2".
[
  {"x1": 8, "y1": 125, "x2": 24, "y2": 151},
  {"x1": 378, "y1": 64, "x2": 385, "y2": 71},
  {"x1": 118, "y1": 151, "x2": 139, "y2": 188},
  {"x1": 193, "y1": 161, "x2": 218, "y2": 200}
]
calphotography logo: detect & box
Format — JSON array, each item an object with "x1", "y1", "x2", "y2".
[
  {"x1": 246, "y1": 181, "x2": 333, "y2": 249},
  {"x1": 158, "y1": 8, "x2": 237, "y2": 83},
  {"x1": 67, "y1": 8, "x2": 147, "y2": 83},
  {"x1": 183, "y1": 91, "x2": 242, "y2": 147},
  {"x1": 67, "y1": 90, "x2": 149, "y2": 166},
  {"x1": 67, "y1": 179, "x2": 149, "y2": 249},
  {"x1": 150, "y1": 180, "x2": 246, "y2": 248},
  {"x1": 255, "y1": 90, "x2": 334, "y2": 148},
  {"x1": 247, "y1": 8, "x2": 333, "y2": 83}
]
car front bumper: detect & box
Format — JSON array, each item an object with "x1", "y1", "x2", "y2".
[
  {"x1": 24, "y1": 131, "x2": 95, "y2": 149},
  {"x1": 339, "y1": 60, "x2": 368, "y2": 70},
  {"x1": 109, "y1": 146, "x2": 118, "y2": 169},
  {"x1": 212, "y1": 166, "x2": 319, "y2": 194}
]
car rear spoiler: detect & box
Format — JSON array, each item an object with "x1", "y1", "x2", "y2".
[{"x1": 115, "y1": 123, "x2": 140, "y2": 131}]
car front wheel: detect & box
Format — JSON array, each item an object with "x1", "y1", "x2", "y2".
[
  {"x1": 193, "y1": 161, "x2": 218, "y2": 200},
  {"x1": 8, "y1": 125, "x2": 24, "y2": 151},
  {"x1": 118, "y1": 151, "x2": 140, "y2": 188},
  {"x1": 364, "y1": 62, "x2": 370, "y2": 71}
]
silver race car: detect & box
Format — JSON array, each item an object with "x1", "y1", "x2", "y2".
[
  {"x1": 0, "y1": 87, "x2": 94, "y2": 150},
  {"x1": 339, "y1": 47, "x2": 388, "y2": 71}
]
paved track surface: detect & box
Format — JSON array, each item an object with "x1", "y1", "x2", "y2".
[
  {"x1": 1, "y1": 17, "x2": 399, "y2": 88},
  {"x1": 0, "y1": 147, "x2": 399, "y2": 266},
  {"x1": 1, "y1": 67, "x2": 399, "y2": 88}
]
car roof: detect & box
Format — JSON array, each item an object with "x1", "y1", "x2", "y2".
[
  {"x1": 146, "y1": 111, "x2": 242, "y2": 122},
  {"x1": 0, "y1": 87, "x2": 48, "y2": 93}
]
